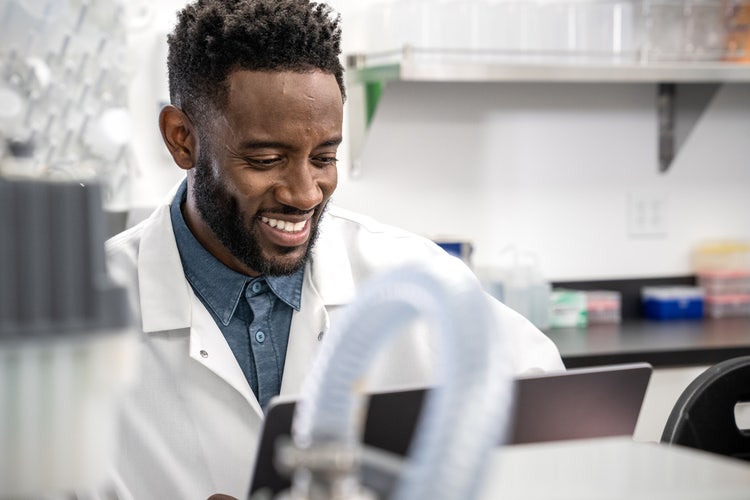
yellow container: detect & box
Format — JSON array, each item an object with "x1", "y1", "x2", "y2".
[{"x1": 691, "y1": 240, "x2": 750, "y2": 272}]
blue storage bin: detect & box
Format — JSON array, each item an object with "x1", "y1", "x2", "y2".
[
  {"x1": 434, "y1": 240, "x2": 473, "y2": 265},
  {"x1": 642, "y1": 286, "x2": 704, "y2": 320}
]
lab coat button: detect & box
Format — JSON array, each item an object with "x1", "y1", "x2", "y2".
[
  {"x1": 255, "y1": 330, "x2": 266, "y2": 343},
  {"x1": 317, "y1": 331, "x2": 325, "y2": 341},
  {"x1": 200, "y1": 350, "x2": 208, "y2": 358}
]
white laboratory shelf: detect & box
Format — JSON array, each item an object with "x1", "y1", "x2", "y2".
[
  {"x1": 346, "y1": 47, "x2": 750, "y2": 84},
  {"x1": 345, "y1": 47, "x2": 750, "y2": 176}
]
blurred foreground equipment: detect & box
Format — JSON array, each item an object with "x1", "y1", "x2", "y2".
[
  {"x1": 265, "y1": 260, "x2": 514, "y2": 500},
  {"x1": 0, "y1": 178, "x2": 136, "y2": 499}
]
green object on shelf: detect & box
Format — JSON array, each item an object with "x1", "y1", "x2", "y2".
[{"x1": 365, "y1": 81, "x2": 383, "y2": 126}]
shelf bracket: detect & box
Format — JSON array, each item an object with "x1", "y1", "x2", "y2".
[
  {"x1": 657, "y1": 83, "x2": 676, "y2": 173},
  {"x1": 657, "y1": 82, "x2": 720, "y2": 173}
]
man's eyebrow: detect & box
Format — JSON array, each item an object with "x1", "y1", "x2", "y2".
[
  {"x1": 236, "y1": 140, "x2": 290, "y2": 151},
  {"x1": 235, "y1": 137, "x2": 343, "y2": 151},
  {"x1": 319, "y1": 136, "x2": 343, "y2": 148}
]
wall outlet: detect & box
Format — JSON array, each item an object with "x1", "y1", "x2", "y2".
[{"x1": 627, "y1": 191, "x2": 668, "y2": 238}]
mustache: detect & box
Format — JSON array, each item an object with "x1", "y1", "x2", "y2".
[{"x1": 258, "y1": 201, "x2": 328, "y2": 217}]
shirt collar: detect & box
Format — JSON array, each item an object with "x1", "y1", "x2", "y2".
[
  {"x1": 266, "y1": 272, "x2": 303, "y2": 310},
  {"x1": 169, "y1": 179, "x2": 303, "y2": 326}
]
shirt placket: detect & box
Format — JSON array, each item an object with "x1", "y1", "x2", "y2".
[{"x1": 246, "y1": 279, "x2": 281, "y2": 409}]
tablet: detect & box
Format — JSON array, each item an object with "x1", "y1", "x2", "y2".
[{"x1": 249, "y1": 362, "x2": 653, "y2": 496}]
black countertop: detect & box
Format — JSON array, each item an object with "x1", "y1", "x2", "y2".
[{"x1": 544, "y1": 317, "x2": 750, "y2": 368}]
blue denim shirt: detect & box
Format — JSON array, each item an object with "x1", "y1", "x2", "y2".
[{"x1": 169, "y1": 180, "x2": 303, "y2": 410}]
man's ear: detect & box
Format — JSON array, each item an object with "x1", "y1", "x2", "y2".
[{"x1": 159, "y1": 105, "x2": 199, "y2": 171}]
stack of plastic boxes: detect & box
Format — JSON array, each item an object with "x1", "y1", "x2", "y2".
[
  {"x1": 549, "y1": 289, "x2": 588, "y2": 328},
  {"x1": 548, "y1": 289, "x2": 622, "y2": 328},
  {"x1": 585, "y1": 291, "x2": 622, "y2": 324},
  {"x1": 693, "y1": 241, "x2": 750, "y2": 318}
]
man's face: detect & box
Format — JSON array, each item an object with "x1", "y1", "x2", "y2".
[{"x1": 187, "y1": 70, "x2": 342, "y2": 276}]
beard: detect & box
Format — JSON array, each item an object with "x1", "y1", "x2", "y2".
[{"x1": 192, "y1": 148, "x2": 325, "y2": 276}]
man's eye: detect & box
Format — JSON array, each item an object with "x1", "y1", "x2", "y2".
[
  {"x1": 246, "y1": 157, "x2": 280, "y2": 168},
  {"x1": 313, "y1": 156, "x2": 338, "y2": 166}
]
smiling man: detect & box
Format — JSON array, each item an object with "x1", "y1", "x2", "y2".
[
  {"x1": 105, "y1": 1, "x2": 564, "y2": 499},
  {"x1": 181, "y1": 69, "x2": 342, "y2": 278}
]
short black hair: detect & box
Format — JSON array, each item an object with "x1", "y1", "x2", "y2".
[{"x1": 167, "y1": 0, "x2": 345, "y2": 120}]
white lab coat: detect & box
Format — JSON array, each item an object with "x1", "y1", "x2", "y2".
[{"x1": 105, "y1": 195, "x2": 564, "y2": 500}]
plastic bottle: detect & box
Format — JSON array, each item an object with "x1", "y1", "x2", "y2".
[
  {"x1": 525, "y1": 253, "x2": 551, "y2": 330},
  {"x1": 482, "y1": 245, "x2": 551, "y2": 330},
  {"x1": 502, "y1": 258, "x2": 532, "y2": 320}
]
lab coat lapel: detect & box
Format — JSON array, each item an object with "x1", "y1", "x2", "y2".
[
  {"x1": 188, "y1": 297, "x2": 263, "y2": 416},
  {"x1": 279, "y1": 212, "x2": 356, "y2": 396},
  {"x1": 279, "y1": 279, "x2": 328, "y2": 396}
]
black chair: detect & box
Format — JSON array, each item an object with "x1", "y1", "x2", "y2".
[{"x1": 661, "y1": 355, "x2": 750, "y2": 461}]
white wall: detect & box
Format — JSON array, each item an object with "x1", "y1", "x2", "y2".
[{"x1": 336, "y1": 81, "x2": 750, "y2": 281}]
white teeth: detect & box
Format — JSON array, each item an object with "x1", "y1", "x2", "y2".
[{"x1": 261, "y1": 216, "x2": 306, "y2": 233}]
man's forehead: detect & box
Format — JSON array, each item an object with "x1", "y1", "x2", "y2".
[
  {"x1": 205, "y1": 69, "x2": 342, "y2": 140},
  {"x1": 223, "y1": 69, "x2": 343, "y2": 116},
  {"x1": 227, "y1": 69, "x2": 339, "y2": 91}
]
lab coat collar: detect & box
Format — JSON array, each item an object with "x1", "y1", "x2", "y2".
[{"x1": 138, "y1": 203, "x2": 193, "y2": 333}]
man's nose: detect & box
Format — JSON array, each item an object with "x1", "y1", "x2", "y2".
[{"x1": 274, "y1": 161, "x2": 324, "y2": 211}]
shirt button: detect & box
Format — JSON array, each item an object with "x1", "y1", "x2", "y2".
[
  {"x1": 251, "y1": 282, "x2": 262, "y2": 293},
  {"x1": 200, "y1": 350, "x2": 208, "y2": 358},
  {"x1": 255, "y1": 330, "x2": 266, "y2": 343},
  {"x1": 317, "y1": 331, "x2": 325, "y2": 341}
]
